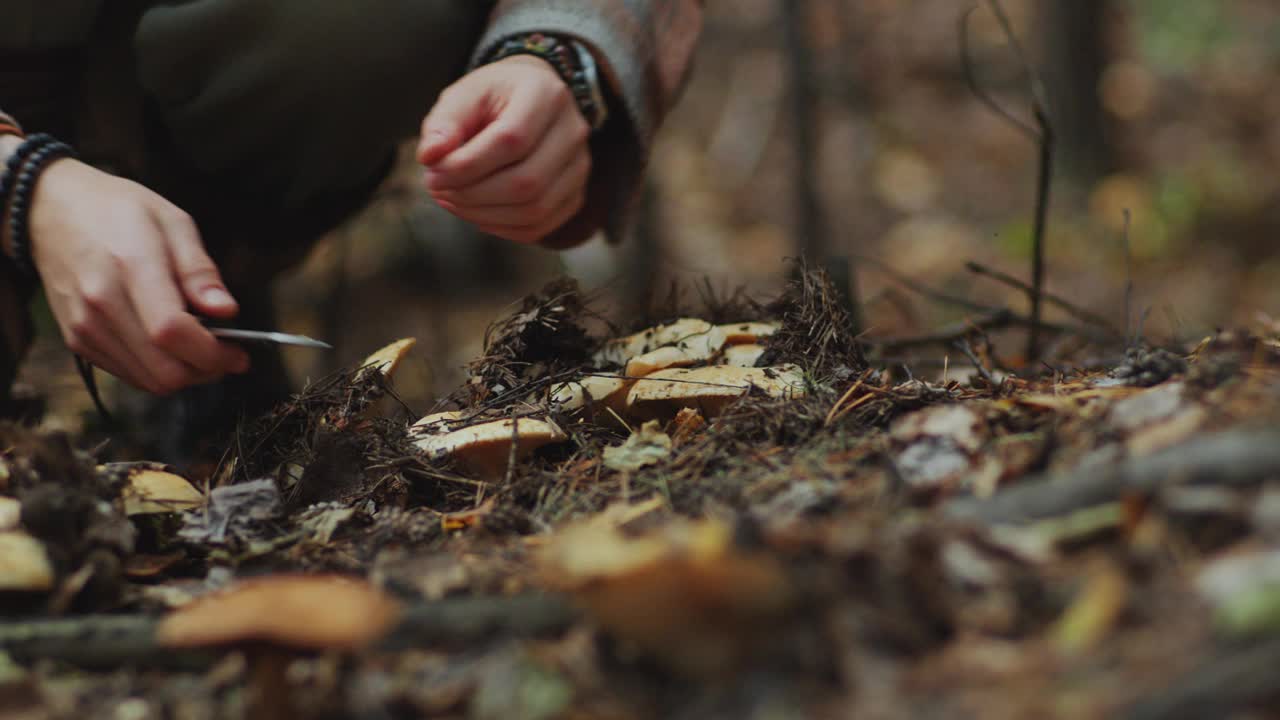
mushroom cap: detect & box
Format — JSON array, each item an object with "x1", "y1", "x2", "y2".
[
  {"x1": 717, "y1": 322, "x2": 780, "y2": 345},
  {"x1": 359, "y1": 338, "x2": 418, "y2": 380},
  {"x1": 412, "y1": 416, "x2": 568, "y2": 479},
  {"x1": 122, "y1": 469, "x2": 205, "y2": 516},
  {"x1": 0, "y1": 531, "x2": 55, "y2": 592},
  {"x1": 720, "y1": 344, "x2": 766, "y2": 368},
  {"x1": 550, "y1": 375, "x2": 631, "y2": 415},
  {"x1": 626, "y1": 364, "x2": 806, "y2": 419},
  {"x1": 0, "y1": 496, "x2": 20, "y2": 531},
  {"x1": 594, "y1": 318, "x2": 722, "y2": 368},
  {"x1": 623, "y1": 325, "x2": 726, "y2": 378},
  {"x1": 157, "y1": 574, "x2": 402, "y2": 650}
]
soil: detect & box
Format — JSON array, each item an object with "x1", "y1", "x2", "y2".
[{"x1": 4, "y1": 270, "x2": 1280, "y2": 719}]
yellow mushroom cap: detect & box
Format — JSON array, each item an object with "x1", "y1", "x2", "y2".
[
  {"x1": 0, "y1": 496, "x2": 20, "y2": 531},
  {"x1": 721, "y1": 344, "x2": 766, "y2": 368},
  {"x1": 594, "y1": 318, "x2": 723, "y2": 368},
  {"x1": 550, "y1": 375, "x2": 631, "y2": 415},
  {"x1": 157, "y1": 574, "x2": 402, "y2": 650},
  {"x1": 412, "y1": 415, "x2": 568, "y2": 479},
  {"x1": 0, "y1": 531, "x2": 55, "y2": 592},
  {"x1": 359, "y1": 338, "x2": 418, "y2": 381},
  {"x1": 122, "y1": 469, "x2": 205, "y2": 516},
  {"x1": 717, "y1": 322, "x2": 780, "y2": 345},
  {"x1": 626, "y1": 364, "x2": 806, "y2": 419}
]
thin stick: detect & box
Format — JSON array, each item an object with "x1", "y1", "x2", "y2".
[
  {"x1": 1122, "y1": 208, "x2": 1134, "y2": 347},
  {"x1": 854, "y1": 253, "x2": 1001, "y2": 314},
  {"x1": 964, "y1": 261, "x2": 1119, "y2": 335},
  {"x1": 955, "y1": 338, "x2": 996, "y2": 387},
  {"x1": 960, "y1": 2, "x2": 1056, "y2": 363}
]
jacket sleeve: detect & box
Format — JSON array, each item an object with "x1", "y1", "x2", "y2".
[{"x1": 473, "y1": 0, "x2": 704, "y2": 248}]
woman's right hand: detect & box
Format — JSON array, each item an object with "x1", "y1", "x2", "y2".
[{"x1": 14, "y1": 148, "x2": 250, "y2": 395}]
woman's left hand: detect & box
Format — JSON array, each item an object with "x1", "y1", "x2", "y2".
[{"x1": 417, "y1": 55, "x2": 592, "y2": 245}]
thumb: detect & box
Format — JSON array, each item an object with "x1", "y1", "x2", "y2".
[
  {"x1": 158, "y1": 210, "x2": 239, "y2": 319},
  {"x1": 417, "y1": 82, "x2": 491, "y2": 166}
]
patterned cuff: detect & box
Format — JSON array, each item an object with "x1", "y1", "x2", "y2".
[{"x1": 483, "y1": 32, "x2": 609, "y2": 132}]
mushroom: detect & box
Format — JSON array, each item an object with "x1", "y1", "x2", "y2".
[
  {"x1": 549, "y1": 375, "x2": 631, "y2": 417},
  {"x1": 539, "y1": 512, "x2": 793, "y2": 676},
  {"x1": 359, "y1": 337, "x2": 417, "y2": 381},
  {"x1": 624, "y1": 324, "x2": 728, "y2": 377},
  {"x1": 717, "y1": 321, "x2": 780, "y2": 345},
  {"x1": 721, "y1": 344, "x2": 766, "y2": 368},
  {"x1": 593, "y1": 318, "x2": 721, "y2": 368},
  {"x1": 0, "y1": 496, "x2": 20, "y2": 530},
  {"x1": 119, "y1": 467, "x2": 205, "y2": 516},
  {"x1": 412, "y1": 415, "x2": 567, "y2": 479},
  {"x1": 626, "y1": 364, "x2": 806, "y2": 420},
  {"x1": 157, "y1": 574, "x2": 402, "y2": 720},
  {"x1": 0, "y1": 531, "x2": 55, "y2": 592}
]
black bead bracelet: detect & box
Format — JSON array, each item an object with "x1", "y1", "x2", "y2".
[
  {"x1": 1, "y1": 133, "x2": 76, "y2": 278},
  {"x1": 0, "y1": 132, "x2": 52, "y2": 227}
]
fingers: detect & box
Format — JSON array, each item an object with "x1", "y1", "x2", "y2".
[
  {"x1": 156, "y1": 208, "x2": 238, "y2": 319},
  {"x1": 432, "y1": 110, "x2": 590, "y2": 209},
  {"x1": 473, "y1": 185, "x2": 586, "y2": 245},
  {"x1": 436, "y1": 151, "x2": 588, "y2": 228},
  {"x1": 424, "y1": 80, "x2": 565, "y2": 191},
  {"x1": 418, "y1": 81, "x2": 494, "y2": 166}
]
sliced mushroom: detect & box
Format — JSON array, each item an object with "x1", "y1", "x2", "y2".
[
  {"x1": 721, "y1": 344, "x2": 766, "y2": 368},
  {"x1": 0, "y1": 531, "x2": 55, "y2": 592},
  {"x1": 594, "y1": 318, "x2": 722, "y2": 368},
  {"x1": 718, "y1": 321, "x2": 780, "y2": 345},
  {"x1": 359, "y1": 338, "x2": 418, "y2": 381},
  {"x1": 121, "y1": 468, "x2": 205, "y2": 516},
  {"x1": 626, "y1": 364, "x2": 806, "y2": 420},
  {"x1": 413, "y1": 416, "x2": 567, "y2": 479}
]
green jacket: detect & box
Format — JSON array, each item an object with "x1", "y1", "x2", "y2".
[{"x1": 0, "y1": 1, "x2": 704, "y2": 247}]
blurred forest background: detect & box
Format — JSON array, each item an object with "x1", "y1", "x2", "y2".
[{"x1": 27, "y1": 0, "x2": 1280, "y2": 424}]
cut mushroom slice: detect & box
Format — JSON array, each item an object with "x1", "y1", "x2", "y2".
[
  {"x1": 593, "y1": 318, "x2": 723, "y2": 368},
  {"x1": 413, "y1": 416, "x2": 568, "y2": 479},
  {"x1": 626, "y1": 364, "x2": 806, "y2": 420},
  {"x1": 121, "y1": 468, "x2": 205, "y2": 516},
  {"x1": 550, "y1": 375, "x2": 631, "y2": 416},
  {"x1": 0, "y1": 531, "x2": 55, "y2": 592},
  {"x1": 721, "y1": 344, "x2": 766, "y2": 368},
  {"x1": 718, "y1": 322, "x2": 780, "y2": 345},
  {"x1": 359, "y1": 338, "x2": 418, "y2": 380}
]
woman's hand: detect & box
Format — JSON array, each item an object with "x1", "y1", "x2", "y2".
[
  {"x1": 418, "y1": 55, "x2": 592, "y2": 245},
  {"x1": 23, "y1": 156, "x2": 250, "y2": 394}
]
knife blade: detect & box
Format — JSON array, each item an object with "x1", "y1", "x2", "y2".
[{"x1": 209, "y1": 327, "x2": 333, "y2": 349}]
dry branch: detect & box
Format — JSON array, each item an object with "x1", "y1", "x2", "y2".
[{"x1": 946, "y1": 430, "x2": 1280, "y2": 525}]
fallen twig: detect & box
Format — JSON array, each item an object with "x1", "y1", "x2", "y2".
[
  {"x1": 945, "y1": 430, "x2": 1280, "y2": 525},
  {"x1": 964, "y1": 261, "x2": 1119, "y2": 336}
]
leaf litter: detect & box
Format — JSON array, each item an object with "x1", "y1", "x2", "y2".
[{"x1": 4, "y1": 270, "x2": 1280, "y2": 717}]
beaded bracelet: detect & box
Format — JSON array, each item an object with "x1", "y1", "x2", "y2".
[
  {"x1": 485, "y1": 33, "x2": 609, "y2": 131},
  {"x1": 2, "y1": 134, "x2": 77, "y2": 278},
  {"x1": 0, "y1": 133, "x2": 51, "y2": 262}
]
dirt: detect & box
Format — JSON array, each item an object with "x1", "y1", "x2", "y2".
[{"x1": 4, "y1": 271, "x2": 1280, "y2": 719}]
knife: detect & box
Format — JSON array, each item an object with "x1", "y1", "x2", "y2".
[{"x1": 209, "y1": 327, "x2": 333, "y2": 349}]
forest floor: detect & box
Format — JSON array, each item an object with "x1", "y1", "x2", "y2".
[{"x1": 4, "y1": 269, "x2": 1280, "y2": 719}]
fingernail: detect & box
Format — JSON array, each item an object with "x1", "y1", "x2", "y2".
[{"x1": 203, "y1": 287, "x2": 234, "y2": 307}]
